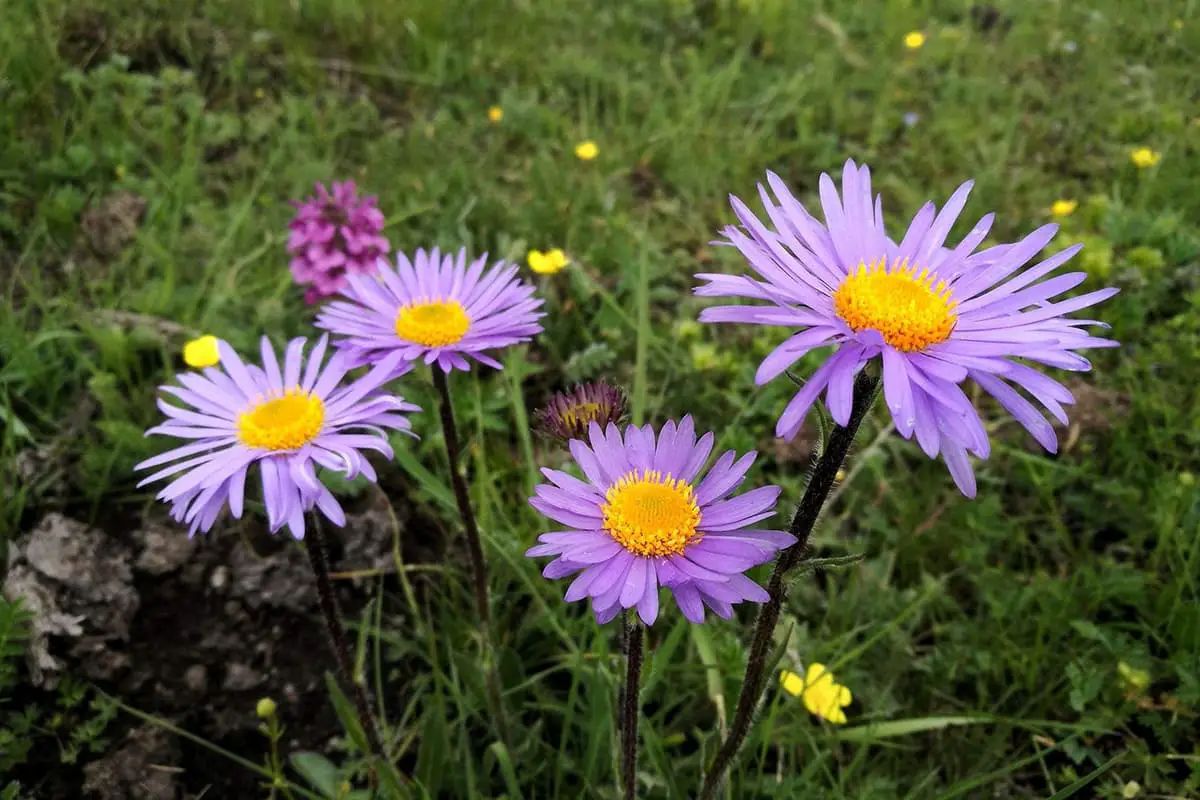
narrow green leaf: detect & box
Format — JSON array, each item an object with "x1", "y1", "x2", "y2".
[
  {"x1": 324, "y1": 674, "x2": 370, "y2": 757},
  {"x1": 414, "y1": 695, "x2": 448, "y2": 794},
  {"x1": 832, "y1": 715, "x2": 989, "y2": 742},
  {"x1": 392, "y1": 442, "x2": 456, "y2": 513},
  {"x1": 374, "y1": 758, "x2": 409, "y2": 799},
  {"x1": 641, "y1": 616, "x2": 687, "y2": 697},
  {"x1": 290, "y1": 751, "x2": 341, "y2": 798},
  {"x1": 488, "y1": 742, "x2": 526, "y2": 800},
  {"x1": 1044, "y1": 753, "x2": 1122, "y2": 799},
  {"x1": 689, "y1": 624, "x2": 727, "y2": 733}
]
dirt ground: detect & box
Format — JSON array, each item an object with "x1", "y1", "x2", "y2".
[{"x1": 4, "y1": 482, "x2": 443, "y2": 799}]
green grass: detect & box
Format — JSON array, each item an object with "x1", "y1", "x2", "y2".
[{"x1": 3, "y1": 0, "x2": 1200, "y2": 797}]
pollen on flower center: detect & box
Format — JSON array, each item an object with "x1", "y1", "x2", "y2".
[
  {"x1": 394, "y1": 299, "x2": 471, "y2": 347},
  {"x1": 559, "y1": 402, "x2": 602, "y2": 430},
  {"x1": 833, "y1": 257, "x2": 958, "y2": 351},
  {"x1": 237, "y1": 389, "x2": 325, "y2": 451},
  {"x1": 602, "y1": 470, "x2": 701, "y2": 558}
]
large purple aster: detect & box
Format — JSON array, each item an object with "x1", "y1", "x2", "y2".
[
  {"x1": 135, "y1": 336, "x2": 417, "y2": 538},
  {"x1": 526, "y1": 417, "x2": 795, "y2": 625},
  {"x1": 314, "y1": 247, "x2": 545, "y2": 373},
  {"x1": 695, "y1": 160, "x2": 1118, "y2": 497}
]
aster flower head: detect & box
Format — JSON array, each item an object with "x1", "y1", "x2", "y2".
[
  {"x1": 534, "y1": 381, "x2": 628, "y2": 442},
  {"x1": 526, "y1": 416, "x2": 795, "y2": 625},
  {"x1": 288, "y1": 181, "x2": 390, "y2": 304},
  {"x1": 696, "y1": 160, "x2": 1118, "y2": 497},
  {"x1": 314, "y1": 247, "x2": 545, "y2": 374},
  {"x1": 135, "y1": 335, "x2": 418, "y2": 539}
]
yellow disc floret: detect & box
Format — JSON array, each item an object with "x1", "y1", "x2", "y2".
[
  {"x1": 558, "y1": 401, "x2": 602, "y2": 431},
  {"x1": 832, "y1": 257, "x2": 957, "y2": 352},
  {"x1": 237, "y1": 389, "x2": 326, "y2": 451},
  {"x1": 602, "y1": 470, "x2": 702, "y2": 558},
  {"x1": 394, "y1": 299, "x2": 471, "y2": 347}
]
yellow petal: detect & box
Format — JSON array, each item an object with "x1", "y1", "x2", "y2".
[
  {"x1": 904, "y1": 31, "x2": 925, "y2": 49},
  {"x1": 183, "y1": 335, "x2": 221, "y2": 369},
  {"x1": 1051, "y1": 200, "x2": 1077, "y2": 217},
  {"x1": 838, "y1": 684, "x2": 852, "y2": 706},
  {"x1": 806, "y1": 662, "x2": 833, "y2": 686},
  {"x1": 780, "y1": 670, "x2": 805, "y2": 696},
  {"x1": 488, "y1": 106, "x2": 503, "y2": 123},
  {"x1": 548, "y1": 248, "x2": 569, "y2": 268},
  {"x1": 575, "y1": 141, "x2": 599, "y2": 160}
]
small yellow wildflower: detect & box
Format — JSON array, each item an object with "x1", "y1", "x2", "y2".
[
  {"x1": 781, "y1": 664, "x2": 852, "y2": 724},
  {"x1": 1172, "y1": 19, "x2": 1183, "y2": 30},
  {"x1": 527, "y1": 248, "x2": 570, "y2": 275},
  {"x1": 255, "y1": 697, "x2": 278, "y2": 719},
  {"x1": 488, "y1": 106, "x2": 503, "y2": 123},
  {"x1": 904, "y1": 31, "x2": 926, "y2": 50},
  {"x1": 1050, "y1": 199, "x2": 1078, "y2": 218},
  {"x1": 1123, "y1": 781, "x2": 1141, "y2": 798},
  {"x1": 1118, "y1": 661, "x2": 1150, "y2": 694},
  {"x1": 1130, "y1": 147, "x2": 1161, "y2": 168},
  {"x1": 183, "y1": 335, "x2": 221, "y2": 369},
  {"x1": 575, "y1": 140, "x2": 599, "y2": 161}
]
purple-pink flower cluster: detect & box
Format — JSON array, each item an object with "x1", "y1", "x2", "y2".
[{"x1": 288, "y1": 181, "x2": 390, "y2": 304}]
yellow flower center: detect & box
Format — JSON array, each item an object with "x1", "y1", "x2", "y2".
[
  {"x1": 832, "y1": 258, "x2": 958, "y2": 352},
  {"x1": 559, "y1": 401, "x2": 602, "y2": 430},
  {"x1": 236, "y1": 389, "x2": 326, "y2": 451},
  {"x1": 394, "y1": 299, "x2": 471, "y2": 347},
  {"x1": 602, "y1": 470, "x2": 701, "y2": 558}
]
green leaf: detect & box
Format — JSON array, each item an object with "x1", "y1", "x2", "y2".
[
  {"x1": 323, "y1": 673, "x2": 371, "y2": 757},
  {"x1": 392, "y1": 442, "x2": 457, "y2": 514},
  {"x1": 487, "y1": 742, "x2": 525, "y2": 800},
  {"x1": 414, "y1": 695, "x2": 449, "y2": 794},
  {"x1": 0, "y1": 402, "x2": 32, "y2": 442},
  {"x1": 290, "y1": 751, "x2": 341, "y2": 798},
  {"x1": 832, "y1": 716, "x2": 990, "y2": 742},
  {"x1": 1044, "y1": 754, "x2": 1122, "y2": 799},
  {"x1": 1065, "y1": 661, "x2": 1105, "y2": 713},
  {"x1": 689, "y1": 624, "x2": 727, "y2": 732},
  {"x1": 374, "y1": 759, "x2": 409, "y2": 799}
]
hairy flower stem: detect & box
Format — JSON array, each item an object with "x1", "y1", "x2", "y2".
[
  {"x1": 431, "y1": 368, "x2": 510, "y2": 747},
  {"x1": 699, "y1": 372, "x2": 879, "y2": 800},
  {"x1": 303, "y1": 519, "x2": 390, "y2": 774},
  {"x1": 620, "y1": 614, "x2": 645, "y2": 800}
]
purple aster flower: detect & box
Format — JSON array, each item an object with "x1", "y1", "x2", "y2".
[
  {"x1": 314, "y1": 247, "x2": 545, "y2": 373},
  {"x1": 525, "y1": 416, "x2": 796, "y2": 625},
  {"x1": 534, "y1": 381, "x2": 629, "y2": 442},
  {"x1": 695, "y1": 160, "x2": 1118, "y2": 497},
  {"x1": 288, "y1": 181, "x2": 390, "y2": 304},
  {"x1": 135, "y1": 335, "x2": 418, "y2": 539}
]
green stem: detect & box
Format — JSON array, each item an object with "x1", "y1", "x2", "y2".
[
  {"x1": 431, "y1": 368, "x2": 511, "y2": 747},
  {"x1": 698, "y1": 372, "x2": 879, "y2": 799}
]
